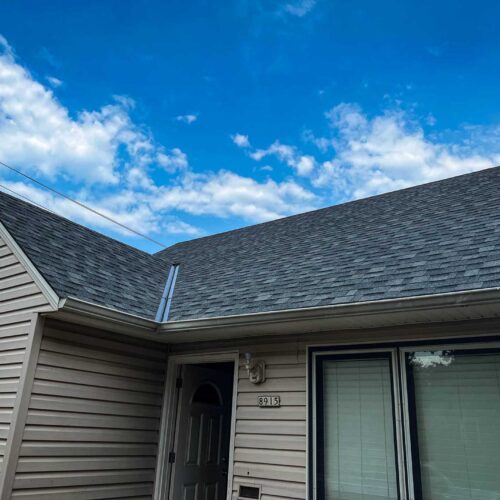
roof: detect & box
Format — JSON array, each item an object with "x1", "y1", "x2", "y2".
[
  {"x1": 2, "y1": 167, "x2": 500, "y2": 322},
  {"x1": 157, "y1": 167, "x2": 500, "y2": 320},
  {"x1": 0, "y1": 192, "x2": 169, "y2": 319}
]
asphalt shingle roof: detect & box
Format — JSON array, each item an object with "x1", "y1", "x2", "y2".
[
  {"x1": 2, "y1": 167, "x2": 500, "y2": 322},
  {"x1": 0, "y1": 192, "x2": 169, "y2": 319}
]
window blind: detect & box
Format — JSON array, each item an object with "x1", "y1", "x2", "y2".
[
  {"x1": 408, "y1": 351, "x2": 500, "y2": 500},
  {"x1": 321, "y1": 357, "x2": 398, "y2": 500}
]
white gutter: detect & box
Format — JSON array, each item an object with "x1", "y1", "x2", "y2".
[
  {"x1": 53, "y1": 287, "x2": 500, "y2": 344},
  {"x1": 54, "y1": 297, "x2": 159, "y2": 339}
]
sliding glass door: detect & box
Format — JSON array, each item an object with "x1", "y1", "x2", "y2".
[
  {"x1": 312, "y1": 343, "x2": 500, "y2": 500},
  {"x1": 404, "y1": 349, "x2": 500, "y2": 500}
]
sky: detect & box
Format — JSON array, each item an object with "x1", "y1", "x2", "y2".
[{"x1": 0, "y1": 0, "x2": 500, "y2": 252}]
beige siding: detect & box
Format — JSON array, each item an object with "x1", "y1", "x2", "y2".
[
  {"x1": 11, "y1": 322, "x2": 168, "y2": 499},
  {"x1": 233, "y1": 348, "x2": 307, "y2": 500},
  {"x1": 0, "y1": 236, "x2": 51, "y2": 476}
]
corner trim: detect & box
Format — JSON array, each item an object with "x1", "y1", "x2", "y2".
[
  {"x1": 0, "y1": 313, "x2": 44, "y2": 499},
  {"x1": 0, "y1": 222, "x2": 59, "y2": 310}
]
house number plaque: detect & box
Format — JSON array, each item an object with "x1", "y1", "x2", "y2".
[{"x1": 257, "y1": 395, "x2": 281, "y2": 407}]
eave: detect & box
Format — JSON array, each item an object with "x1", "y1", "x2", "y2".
[{"x1": 49, "y1": 287, "x2": 500, "y2": 344}]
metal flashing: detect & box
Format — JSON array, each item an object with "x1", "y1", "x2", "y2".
[{"x1": 155, "y1": 264, "x2": 180, "y2": 322}]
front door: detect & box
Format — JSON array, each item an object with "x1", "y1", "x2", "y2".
[{"x1": 170, "y1": 363, "x2": 234, "y2": 500}]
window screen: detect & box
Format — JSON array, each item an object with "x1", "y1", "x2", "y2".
[
  {"x1": 317, "y1": 355, "x2": 399, "y2": 500},
  {"x1": 407, "y1": 350, "x2": 500, "y2": 500}
]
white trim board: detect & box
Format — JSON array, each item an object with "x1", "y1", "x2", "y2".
[
  {"x1": 154, "y1": 351, "x2": 239, "y2": 500},
  {"x1": 0, "y1": 314, "x2": 45, "y2": 499},
  {"x1": 0, "y1": 222, "x2": 59, "y2": 310}
]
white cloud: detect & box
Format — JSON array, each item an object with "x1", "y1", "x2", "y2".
[
  {"x1": 46, "y1": 76, "x2": 63, "y2": 88},
  {"x1": 283, "y1": 0, "x2": 316, "y2": 17},
  {"x1": 250, "y1": 140, "x2": 316, "y2": 176},
  {"x1": 151, "y1": 170, "x2": 317, "y2": 222},
  {"x1": 231, "y1": 133, "x2": 250, "y2": 148},
  {"x1": 157, "y1": 147, "x2": 189, "y2": 173},
  {"x1": 0, "y1": 38, "x2": 156, "y2": 185},
  {"x1": 176, "y1": 114, "x2": 198, "y2": 124},
  {"x1": 313, "y1": 103, "x2": 500, "y2": 199}
]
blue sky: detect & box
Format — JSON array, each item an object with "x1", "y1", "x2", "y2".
[{"x1": 0, "y1": 0, "x2": 499, "y2": 252}]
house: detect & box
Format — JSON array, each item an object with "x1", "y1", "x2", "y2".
[{"x1": 0, "y1": 167, "x2": 499, "y2": 500}]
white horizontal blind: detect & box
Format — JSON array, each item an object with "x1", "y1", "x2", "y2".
[
  {"x1": 322, "y1": 357, "x2": 398, "y2": 500},
  {"x1": 410, "y1": 351, "x2": 500, "y2": 500}
]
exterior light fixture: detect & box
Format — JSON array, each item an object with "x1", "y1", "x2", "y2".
[{"x1": 243, "y1": 352, "x2": 266, "y2": 384}]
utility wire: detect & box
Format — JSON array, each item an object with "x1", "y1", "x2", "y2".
[
  {"x1": 0, "y1": 160, "x2": 168, "y2": 249},
  {"x1": 0, "y1": 182, "x2": 58, "y2": 215}
]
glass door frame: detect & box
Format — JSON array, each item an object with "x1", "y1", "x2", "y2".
[
  {"x1": 399, "y1": 340, "x2": 500, "y2": 500},
  {"x1": 309, "y1": 347, "x2": 407, "y2": 500}
]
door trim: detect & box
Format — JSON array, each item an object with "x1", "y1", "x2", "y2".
[{"x1": 154, "y1": 351, "x2": 239, "y2": 500}]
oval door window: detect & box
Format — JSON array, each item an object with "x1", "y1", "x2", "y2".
[{"x1": 192, "y1": 383, "x2": 222, "y2": 406}]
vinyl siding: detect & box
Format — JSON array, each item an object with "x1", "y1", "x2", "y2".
[
  {"x1": 233, "y1": 348, "x2": 307, "y2": 500},
  {"x1": 11, "y1": 321, "x2": 168, "y2": 499},
  {"x1": 0, "y1": 236, "x2": 51, "y2": 477}
]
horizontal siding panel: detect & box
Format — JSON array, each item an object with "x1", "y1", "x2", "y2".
[
  {"x1": 34, "y1": 365, "x2": 164, "y2": 394},
  {"x1": 12, "y1": 482, "x2": 154, "y2": 499},
  {"x1": 29, "y1": 395, "x2": 160, "y2": 418},
  {"x1": 41, "y1": 339, "x2": 163, "y2": 371},
  {"x1": 235, "y1": 448, "x2": 305, "y2": 467},
  {"x1": 0, "y1": 293, "x2": 47, "y2": 314},
  {"x1": 0, "y1": 336, "x2": 29, "y2": 351},
  {"x1": 23, "y1": 424, "x2": 159, "y2": 444},
  {"x1": 236, "y1": 407, "x2": 306, "y2": 421},
  {"x1": 26, "y1": 410, "x2": 159, "y2": 431},
  {"x1": 31, "y1": 380, "x2": 162, "y2": 405},
  {"x1": 37, "y1": 350, "x2": 163, "y2": 381},
  {"x1": 14, "y1": 470, "x2": 155, "y2": 489},
  {"x1": 0, "y1": 272, "x2": 33, "y2": 290},
  {"x1": 20, "y1": 442, "x2": 157, "y2": 457},
  {"x1": 0, "y1": 263, "x2": 25, "y2": 280},
  {"x1": 238, "y1": 377, "x2": 306, "y2": 393},
  {"x1": 235, "y1": 433, "x2": 306, "y2": 451},
  {"x1": 236, "y1": 419, "x2": 306, "y2": 436},
  {"x1": 234, "y1": 462, "x2": 306, "y2": 483},
  {"x1": 0, "y1": 393, "x2": 17, "y2": 408},
  {"x1": 16, "y1": 456, "x2": 157, "y2": 473},
  {"x1": 43, "y1": 328, "x2": 165, "y2": 361}
]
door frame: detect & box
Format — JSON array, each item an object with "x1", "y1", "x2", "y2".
[
  {"x1": 154, "y1": 351, "x2": 239, "y2": 500},
  {"x1": 309, "y1": 347, "x2": 406, "y2": 500}
]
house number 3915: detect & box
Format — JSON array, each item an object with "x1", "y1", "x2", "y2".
[{"x1": 258, "y1": 395, "x2": 280, "y2": 407}]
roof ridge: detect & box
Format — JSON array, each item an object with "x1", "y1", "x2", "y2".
[{"x1": 157, "y1": 165, "x2": 500, "y2": 254}]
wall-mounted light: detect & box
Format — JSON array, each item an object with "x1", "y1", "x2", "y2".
[{"x1": 243, "y1": 352, "x2": 265, "y2": 384}]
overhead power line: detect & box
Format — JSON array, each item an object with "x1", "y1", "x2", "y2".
[
  {"x1": 0, "y1": 182, "x2": 57, "y2": 215},
  {"x1": 0, "y1": 160, "x2": 167, "y2": 249}
]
